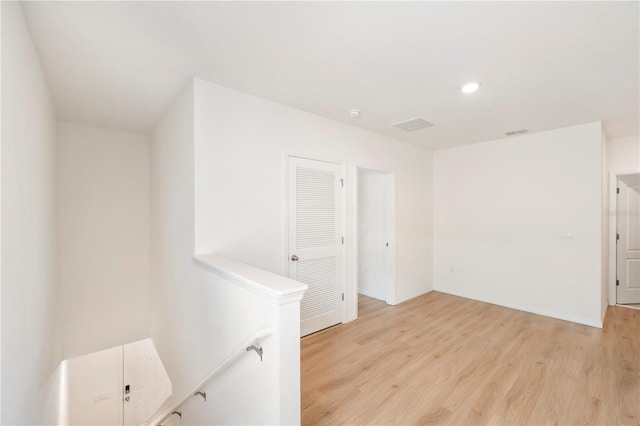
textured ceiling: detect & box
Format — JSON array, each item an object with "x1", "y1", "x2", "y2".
[{"x1": 21, "y1": 1, "x2": 640, "y2": 149}]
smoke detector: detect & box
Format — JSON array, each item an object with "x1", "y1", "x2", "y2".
[
  {"x1": 391, "y1": 117, "x2": 434, "y2": 132},
  {"x1": 349, "y1": 109, "x2": 361, "y2": 118}
]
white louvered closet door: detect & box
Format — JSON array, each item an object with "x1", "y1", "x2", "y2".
[{"x1": 288, "y1": 156, "x2": 344, "y2": 337}]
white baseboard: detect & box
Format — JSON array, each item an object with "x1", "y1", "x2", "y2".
[
  {"x1": 357, "y1": 287, "x2": 386, "y2": 301},
  {"x1": 435, "y1": 287, "x2": 603, "y2": 329}
]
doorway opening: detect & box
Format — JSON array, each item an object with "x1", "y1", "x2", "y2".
[
  {"x1": 615, "y1": 173, "x2": 640, "y2": 308},
  {"x1": 356, "y1": 167, "x2": 396, "y2": 305}
]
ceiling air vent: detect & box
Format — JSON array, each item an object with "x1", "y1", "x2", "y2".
[
  {"x1": 391, "y1": 117, "x2": 434, "y2": 132},
  {"x1": 505, "y1": 128, "x2": 528, "y2": 136}
]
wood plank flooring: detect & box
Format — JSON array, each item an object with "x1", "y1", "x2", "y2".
[{"x1": 301, "y1": 292, "x2": 640, "y2": 425}]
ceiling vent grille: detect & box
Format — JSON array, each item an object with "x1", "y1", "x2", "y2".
[
  {"x1": 505, "y1": 128, "x2": 528, "y2": 136},
  {"x1": 391, "y1": 117, "x2": 434, "y2": 132}
]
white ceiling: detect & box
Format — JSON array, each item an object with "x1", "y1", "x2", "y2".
[{"x1": 22, "y1": 1, "x2": 639, "y2": 150}]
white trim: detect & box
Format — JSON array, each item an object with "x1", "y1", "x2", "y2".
[
  {"x1": 354, "y1": 165, "x2": 398, "y2": 307},
  {"x1": 608, "y1": 170, "x2": 640, "y2": 306},
  {"x1": 339, "y1": 162, "x2": 348, "y2": 323},
  {"x1": 347, "y1": 162, "x2": 359, "y2": 322},
  {"x1": 616, "y1": 304, "x2": 640, "y2": 311},
  {"x1": 193, "y1": 254, "x2": 307, "y2": 305},
  {"x1": 437, "y1": 288, "x2": 603, "y2": 329},
  {"x1": 287, "y1": 152, "x2": 344, "y2": 166},
  {"x1": 387, "y1": 172, "x2": 398, "y2": 305},
  {"x1": 117, "y1": 346, "x2": 123, "y2": 426}
]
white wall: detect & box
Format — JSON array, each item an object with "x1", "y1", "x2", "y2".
[
  {"x1": 193, "y1": 79, "x2": 433, "y2": 315},
  {"x1": 158, "y1": 257, "x2": 303, "y2": 426},
  {"x1": 601, "y1": 130, "x2": 609, "y2": 318},
  {"x1": 434, "y1": 122, "x2": 604, "y2": 327},
  {"x1": 59, "y1": 123, "x2": 150, "y2": 359},
  {"x1": 1, "y1": 3, "x2": 4, "y2": 420},
  {"x1": 149, "y1": 82, "x2": 196, "y2": 400},
  {"x1": 607, "y1": 135, "x2": 640, "y2": 172},
  {"x1": 150, "y1": 83, "x2": 303, "y2": 424},
  {"x1": 358, "y1": 169, "x2": 391, "y2": 301},
  {"x1": 1, "y1": 2, "x2": 62, "y2": 423}
]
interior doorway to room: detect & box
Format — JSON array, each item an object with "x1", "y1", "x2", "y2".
[
  {"x1": 357, "y1": 168, "x2": 396, "y2": 304},
  {"x1": 616, "y1": 173, "x2": 640, "y2": 306}
]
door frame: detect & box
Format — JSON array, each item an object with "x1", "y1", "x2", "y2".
[
  {"x1": 286, "y1": 153, "x2": 348, "y2": 326},
  {"x1": 354, "y1": 164, "x2": 398, "y2": 309},
  {"x1": 608, "y1": 170, "x2": 640, "y2": 306}
]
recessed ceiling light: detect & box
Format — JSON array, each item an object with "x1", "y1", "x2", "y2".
[
  {"x1": 461, "y1": 82, "x2": 480, "y2": 94},
  {"x1": 349, "y1": 109, "x2": 361, "y2": 118}
]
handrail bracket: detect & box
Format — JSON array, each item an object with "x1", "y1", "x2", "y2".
[{"x1": 246, "y1": 344, "x2": 264, "y2": 362}]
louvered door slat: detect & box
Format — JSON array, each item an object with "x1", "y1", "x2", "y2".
[{"x1": 296, "y1": 167, "x2": 336, "y2": 250}]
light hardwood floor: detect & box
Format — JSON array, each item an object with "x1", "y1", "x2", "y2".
[{"x1": 301, "y1": 292, "x2": 639, "y2": 425}]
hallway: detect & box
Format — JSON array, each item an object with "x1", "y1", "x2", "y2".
[{"x1": 301, "y1": 293, "x2": 639, "y2": 425}]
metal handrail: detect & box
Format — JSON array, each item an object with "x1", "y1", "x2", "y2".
[{"x1": 145, "y1": 328, "x2": 274, "y2": 425}]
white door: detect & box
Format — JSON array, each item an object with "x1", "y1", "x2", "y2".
[
  {"x1": 123, "y1": 339, "x2": 172, "y2": 426},
  {"x1": 617, "y1": 174, "x2": 640, "y2": 304},
  {"x1": 288, "y1": 156, "x2": 344, "y2": 337}
]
